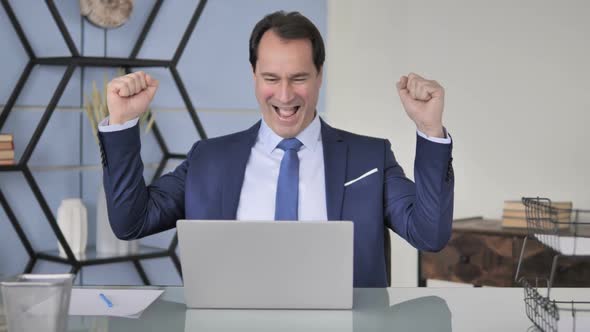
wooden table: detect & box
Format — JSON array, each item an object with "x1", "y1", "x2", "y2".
[{"x1": 419, "y1": 217, "x2": 590, "y2": 287}]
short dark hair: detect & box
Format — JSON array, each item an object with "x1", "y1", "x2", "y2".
[{"x1": 249, "y1": 11, "x2": 325, "y2": 73}]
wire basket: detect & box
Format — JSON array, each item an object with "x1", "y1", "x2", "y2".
[
  {"x1": 0, "y1": 274, "x2": 74, "y2": 332},
  {"x1": 521, "y1": 197, "x2": 590, "y2": 255},
  {"x1": 521, "y1": 278, "x2": 590, "y2": 332},
  {"x1": 516, "y1": 197, "x2": 590, "y2": 294},
  {"x1": 517, "y1": 197, "x2": 590, "y2": 331},
  {"x1": 522, "y1": 278, "x2": 559, "y2": 332}
]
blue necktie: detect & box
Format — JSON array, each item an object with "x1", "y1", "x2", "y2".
[{"x1": 275, "y1": 138, "x2": 303, "y2": 221}]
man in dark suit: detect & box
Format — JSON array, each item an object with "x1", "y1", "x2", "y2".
[{"x1": 98, "y1": 11, "x2": 454, "y2": 287}]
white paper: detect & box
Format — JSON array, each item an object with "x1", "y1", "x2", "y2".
[{"x1": 68, "y1": 288, "x2": 163, "y2": 318}]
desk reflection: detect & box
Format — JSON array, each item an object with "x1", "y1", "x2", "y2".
[
  {"x1": 60, "y1": 289, "x2": 452, "y2": 331},
  {"x1": 184, "y1": 289, "x2": 452, "y2": 332}
]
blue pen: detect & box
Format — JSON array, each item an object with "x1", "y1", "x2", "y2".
[{"x1": 99, "y1": 293, "x2": 113, "y2": 308}]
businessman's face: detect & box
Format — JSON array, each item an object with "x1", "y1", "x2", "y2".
[{"x1": 253, "y1": 30, "x2": 322, "y2": 138}]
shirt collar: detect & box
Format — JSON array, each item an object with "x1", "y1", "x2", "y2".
[{"x1": 258, "y1": 113, "x2": 322, "y2": 155}]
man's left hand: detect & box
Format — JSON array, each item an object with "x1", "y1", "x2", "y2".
[{"x1": 396, "y1": 73, "x2": 445, "y2": 138}]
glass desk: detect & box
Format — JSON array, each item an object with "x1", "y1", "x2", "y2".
[{"x1": 1, "y1": 287, "x2": 590, "y2": 331}]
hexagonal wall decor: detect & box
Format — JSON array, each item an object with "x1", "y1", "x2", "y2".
[{"x1": 0, "y1": 0, "x2": 208, "y2": 284}]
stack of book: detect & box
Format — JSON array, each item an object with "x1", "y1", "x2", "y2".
[
  {"x1": 502, "y1": 200, "x2": 572, "y2": 229},
  {"x1": 0, "y1": 133, "x2": 15, "y2": 165}
]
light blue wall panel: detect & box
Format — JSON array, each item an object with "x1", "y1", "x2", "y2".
[
  {"x1": 151, "y1": 109, "x2": 262, "y2": 155},
  {"x1": 164, "y1": 0, "x2": 327, "y2": 109},
  {"x1": 53, "y1": 0, "x2": 83, "y2": 53},
  {"x1": 80, "y1": 170, "x2": 98, "y2": 248},
  {"x1": 14, "y1": 65, "x2": 80, "y2": 107},
  {"x1": 80, "y1": 263, "x2": 143, "y2": 286},
  {"x1": 0, "y1": 172, "x2": 58, "y2": 252},
  {"x1": 0, "y1": 108, "x2": 81, "y2": 275},
  {"x1": 32, "y1": 260, "x2": 71, "y2": 275},
  {"x1": 141, "y1": 257, "x2": 182, "y2": 286},
  {"x1": 134, "y1": 0, "x2": 196, "y2": 60},
  {"x1": 9, "y1": 0, "x2": 72, "y2": 56},
  {"x1": 0, "y1": 206, "x2": 29, "y2": 277},
  {"x1": 1, "y1": 109, "x2": 42, "y2": 164},
  {"x1": 3, "y1": 0, "x2": 82, "y2": 107},
  {"x1": 82, "y1": 17, "x2": 106, "y2": 56},
  {"x1": 29, "y1": 109, "x2": 81, "y2": 166},
  {"x1": 105, "y1": 0, "x2": 158, "y2": 58},
  {"x1": 0, "y1": 0, "x2": 327, "y2": 284},
  {"x1": 0, "y1": 2, "x2": 28, "y2": 104}
]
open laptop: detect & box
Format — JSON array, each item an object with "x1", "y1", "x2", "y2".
[{"x1": 177, "y1": 220, "x2": 354, "y2": 309}]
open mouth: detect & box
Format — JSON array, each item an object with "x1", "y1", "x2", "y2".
[{"x1": 272, "y1": 105, "x2": 300, "y2": 120}]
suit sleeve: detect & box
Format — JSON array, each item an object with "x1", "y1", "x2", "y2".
[
  {"x1": 383, "y1": 135, "x2": 454, "y2": 252},
  {"x1": 98, "y1": 122, "x2": 199, "y2": 240}
]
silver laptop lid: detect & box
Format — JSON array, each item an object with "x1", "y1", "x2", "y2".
[{"x1": 177, "y1": 220, "x2": 353, "y2": 309}]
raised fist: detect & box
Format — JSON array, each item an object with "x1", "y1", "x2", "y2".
[
  {"x1": 106, "y1": 71, "x2": 159, "y2": 125},
  {"x1": 396, "y1": 73, "x2": 445, "y2": 138}
]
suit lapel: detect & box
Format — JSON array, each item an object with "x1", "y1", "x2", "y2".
[
  {"x1": 221, "y1": 121, "x2": 260, "y2": 219},
  {"x1": 321, "y1": 119, "x2": 348, "y2": 221}
]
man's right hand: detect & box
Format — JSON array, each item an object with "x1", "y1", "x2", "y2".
[{"x1": 106, "y1": 71, "x2": 159, "y2": 125}]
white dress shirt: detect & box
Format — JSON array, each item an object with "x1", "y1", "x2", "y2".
[
  {"x1": 236, "y1": 115, "x2": 327, "y2": 221},
  {"x1": 98, "y1": 115, "x2": 451, "y2": 221}
]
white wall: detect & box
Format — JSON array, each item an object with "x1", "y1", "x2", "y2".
[{"x1": 326, "y1": 0, "x2": 590, "y2": 286}]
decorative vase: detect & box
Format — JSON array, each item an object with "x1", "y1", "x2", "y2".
[
  {"x1": 57, "y1": 198, "x2": 88, "y2": 259},
  {"x1": 95, "y1": 182, "x2": 139, "y2": 255}
]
